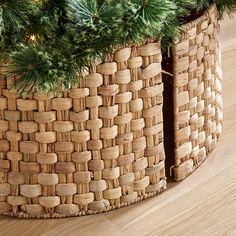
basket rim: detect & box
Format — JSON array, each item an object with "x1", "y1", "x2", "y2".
[
  {"x1": 180, "y1": 4, "x2": 217, "y2": 33},
  {"x1": 172, "y1": 3, "x2": 218, "y2": 45}
]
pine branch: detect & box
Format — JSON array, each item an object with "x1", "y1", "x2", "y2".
[
  {"x1": 194, "y1": 0, "x2": 211, "y2": 11},
  {"x1": 0, "y1": 0, "x2": 38, "y2": 54},
  {"x1": 216, "y1": 0, "x2": 236, "y2": 18},
  {"x1": 8, "y1": 44, "x2": 77, "y2": 93},
  {"x1": 65, "y1": 0, "x2": 124, "y2": 66},
  {"x1": 0, "y1": 0, "x2": 36, "y2": 32}
]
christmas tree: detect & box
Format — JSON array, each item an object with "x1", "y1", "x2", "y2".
[{"x1": 0, "y1": 0, "x2": 235, "y2": 93}]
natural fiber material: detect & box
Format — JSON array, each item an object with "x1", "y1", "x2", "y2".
[
  {"x1": 172, "y1": 4, "x2": 223, "y2": 181},
  {"x1": 0, "y1": 41, "x2": 166, "y2": 218}
]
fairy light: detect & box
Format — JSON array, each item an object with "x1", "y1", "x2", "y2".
[{"x1": 29, "y1": 34, "x2": 37, "y2": 42}]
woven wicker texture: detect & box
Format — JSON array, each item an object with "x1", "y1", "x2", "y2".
[
  {"x1": 172, "y1": 4, "x2": 223, "y2": 181},
  {"x1": 0, "y1": 41, "x2": 166, "y2": 218}
]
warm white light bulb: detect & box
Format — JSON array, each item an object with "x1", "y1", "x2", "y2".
[{"x1": 29, "y1": 34, "x2": 36, "y2": 42}]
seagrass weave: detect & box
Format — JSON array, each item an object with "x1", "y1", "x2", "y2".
[
  {"x1": 0, "y1": 41, "x2": 166, "y2": 218},
  {"x1": 172, "y1": 4, "x2": 223, "y2": 181}
]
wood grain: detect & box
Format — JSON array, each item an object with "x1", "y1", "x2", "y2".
[{"x1": 0, "y1": 15, "x2": 236, "y2": 236}]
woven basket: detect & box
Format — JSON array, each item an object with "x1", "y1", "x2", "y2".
[
  {"x1": 0, "y1": 41, "x2": 166, "y2": 218},
  {"x1": 171, "y1": 4, "x2": 223, "y2": 181}
]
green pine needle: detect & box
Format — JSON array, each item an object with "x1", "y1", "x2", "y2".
[{"x1": 9, "y1": 44, "x2": 77, "y2": 94}]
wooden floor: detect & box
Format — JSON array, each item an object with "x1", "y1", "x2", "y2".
[{"x1": 0, "y1": 16, "x2": 236, "y2": 236}]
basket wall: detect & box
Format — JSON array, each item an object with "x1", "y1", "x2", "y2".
[
  {"x1": 172, "y1": 4, "x2": 223, "y2": 181},
  {"x1": 0, "y1": 42, "x2": 166, "y2": 218}
]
